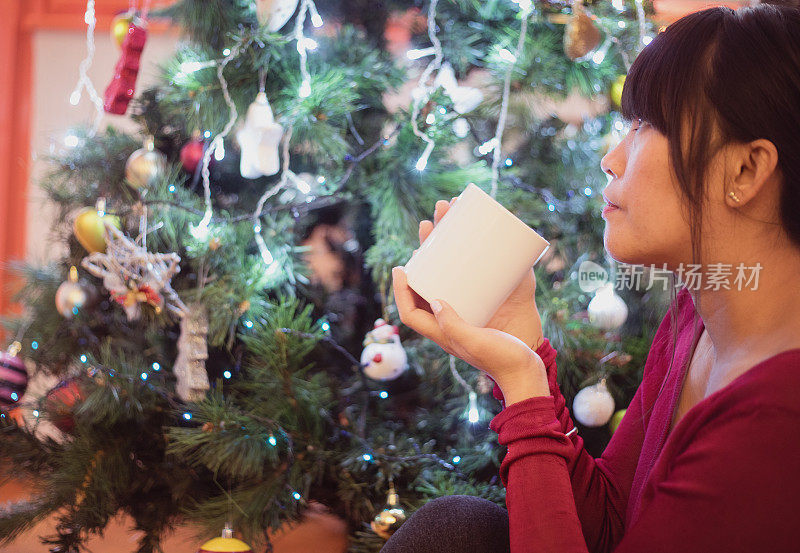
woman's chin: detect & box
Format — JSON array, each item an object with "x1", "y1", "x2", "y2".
[{"x1": 603, "y1": 233, "x2": 647, "y2": 266}]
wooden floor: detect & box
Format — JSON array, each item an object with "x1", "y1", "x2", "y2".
[{"x1": 0, "y1": 479, "x2": 349, "y2": 553}]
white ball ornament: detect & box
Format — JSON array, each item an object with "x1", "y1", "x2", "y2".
[
  {"x1": 587, "y1": 282, "x2": 628, "y2": 330},
  {"x1": 361, "y1": 319, "x2": 408, "y2": 381},
  {"x1": 236, "y1": 92, "x2": 284, "y2": 179},
  {"x1": 573, "y1": 378, "x2": 615, "y2": 427}
]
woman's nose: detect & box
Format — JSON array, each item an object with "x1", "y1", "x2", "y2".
[{"x1": 600, "y1": 143, "x2": 624, "y2": 180}]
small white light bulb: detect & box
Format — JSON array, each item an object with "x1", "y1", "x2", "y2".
[
  {"x1": 467, "y1": 391, "x2": 480, "y2": 423},
  {"x1": 299, "y1": 79, "x2": 312, "y2": 98}
]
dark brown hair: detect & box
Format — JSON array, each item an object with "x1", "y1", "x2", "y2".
[{"x1": 619, "y1": 4, "x2": 800, "y2": 407}]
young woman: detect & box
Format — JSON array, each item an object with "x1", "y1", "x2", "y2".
[{"x1": 385, "y1": 5, "x2": 800, "y2": 552}]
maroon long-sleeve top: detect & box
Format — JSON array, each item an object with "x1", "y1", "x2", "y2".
[{"x1": 489, "y1": 287, "x2": 800, "y2": 552}]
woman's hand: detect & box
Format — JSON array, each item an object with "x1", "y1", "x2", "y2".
[
  {"x1": 391, "y1": 199, "x2": 550, "y2": 404},
  {"x1": 392, "y1": 268, "x2": 549, "y2": 404}
]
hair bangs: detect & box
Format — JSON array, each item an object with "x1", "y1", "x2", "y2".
[{"x1": 620, "y1": 8, "x2": 731, "y2": 138}]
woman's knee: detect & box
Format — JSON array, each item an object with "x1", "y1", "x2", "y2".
[{"x1": 380, "y1": 495, "x2": 509, "y2": 553}]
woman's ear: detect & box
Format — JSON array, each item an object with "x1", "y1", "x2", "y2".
[{"x1": 728, "y1": 138, "x2": 780, "y2": 206}]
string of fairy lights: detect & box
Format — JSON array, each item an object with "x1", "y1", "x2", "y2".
[{"x1": 68, "y1": 0, "x2": 104, "y2": 134}]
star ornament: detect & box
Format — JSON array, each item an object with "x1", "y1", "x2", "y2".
[
  {"x1": 81, "y1": 224, "x2": 187, "y2": 320},
  {"x1": 433, "y1": 63, "x2": 484, "y2": 115},
  {"x1": 236, "y1": 91, "x2": 284, "y2": 179}
]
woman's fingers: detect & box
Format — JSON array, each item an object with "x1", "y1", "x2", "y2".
[
  {"x1": 419, "y1": 220, "x2": 434, "y2": 245},
  {"x1": 392, "y1": 267, "x2": 449, "y2": 345},
  {"x1": 418, "y1": 197, "x2": 459, "y2": 245},
  {"x1": 433, "y1": 200, "x2": 450, "y2": 225}
]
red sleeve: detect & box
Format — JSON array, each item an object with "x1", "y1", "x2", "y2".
[
  {"x1": 490, "y1": 395, "x2": 589, "y2": 552},
  {"x1": 487, "y1": 292, "x2": 694, "y2": 553},
  {"x1": 490, "y1": 338, "x2": 646, "y2": 553},
  {"x1": 490, "y1": 399, "x2": 800, "y2": 553},
  {"x1": 493, "y1": 339, "x2": 575, "y2": 435}
]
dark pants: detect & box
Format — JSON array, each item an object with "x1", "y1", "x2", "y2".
[{"x1": 380, "y1": 495, "x2": 511, "y2": 553}]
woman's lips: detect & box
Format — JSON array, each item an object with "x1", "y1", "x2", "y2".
[
  {"x1": 602, "y1": 204, "x2": 619, "y2": 217},
  {"x1": 601, "y1": 193, "x2": 620, "y2": 217}
]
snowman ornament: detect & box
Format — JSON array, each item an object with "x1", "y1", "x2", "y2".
[{"x1": 360, "y1": 319, "x2": 408, "y2": 381}]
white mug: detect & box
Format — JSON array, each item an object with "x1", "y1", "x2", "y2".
[{"x1": 403, "y1": 183, "x2": 550, "y2": 327}]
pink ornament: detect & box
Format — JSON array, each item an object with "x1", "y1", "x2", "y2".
[{"x1": 0, "y1": 343, "x2": 27, "y2": 410}]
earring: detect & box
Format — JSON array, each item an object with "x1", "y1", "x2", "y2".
[{"x1": 728, "y1": 190, "x2": 741, "y2": 203}]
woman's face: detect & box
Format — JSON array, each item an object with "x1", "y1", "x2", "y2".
[{"x1": 600, "y1": 119, "x2": 694, "y2": 270}]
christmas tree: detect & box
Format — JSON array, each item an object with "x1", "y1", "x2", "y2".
[{"x1": 1, "y1": 1, "x2": 671, "y2": 552}]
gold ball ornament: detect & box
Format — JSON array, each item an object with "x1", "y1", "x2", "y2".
[
  {"x1": 197, "y1": 525, "x2": 252, "y2": 553},
  {"x1": 609, "y1": 408, "x2": 627, "y2": 435},
  {"x1": 125, "y1": 136, "x2": 166, "y2": 190},
  {"x1": 610, "y1": 75, "x2": 626, "y2": 110},
  {"x1": 111, "y1": 12, "x2": 133, "y2": 48},
  {"x1": 371, "y1": 483, "x2": 407, "y2": 539},
  {"x1": 564, "y1": 3, "x2": 602, "y2": 61},
  {"x1": 254, "y1": 0, "x2": 300, "y2": 32},
  {"x1": 73, "y1": 199, "x2": 121, "y2": 253},
  {"x1": 56, "y1": 266, "x2": 88, "y2": 319}
]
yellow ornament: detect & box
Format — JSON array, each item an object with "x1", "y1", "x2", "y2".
[
  {"x1": 111, "y1": 12, "x2": 133, "y2": 48},
  {"x1": 73, "y1": 199, "x2": 121, "y2": 253},
  {"x1": 197, "y1": 525, "x2": 253, "y2": 553},
  {"x1": 371, "y1": 483, "x2": 407, "y2": 540},
  {"x1": 609, "y1": 408, "x2": 627, "y2": 435},
  {"x1": 564, "y1": 3, "x2": 602, "y2": 61},
  {"x1": 610, "y1": 75, "x2": 626, "y2": 110}
]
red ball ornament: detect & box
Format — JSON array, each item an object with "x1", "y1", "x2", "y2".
[
  {"x1": 180, "y1": 139, "x2": 205, "y2": 174},
  {"x1": 45, "y1": 378, "x2": 85, "y2": 433},
  {"x1": 0, "y1": 342, "x2": 27, "y2": 410}
]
